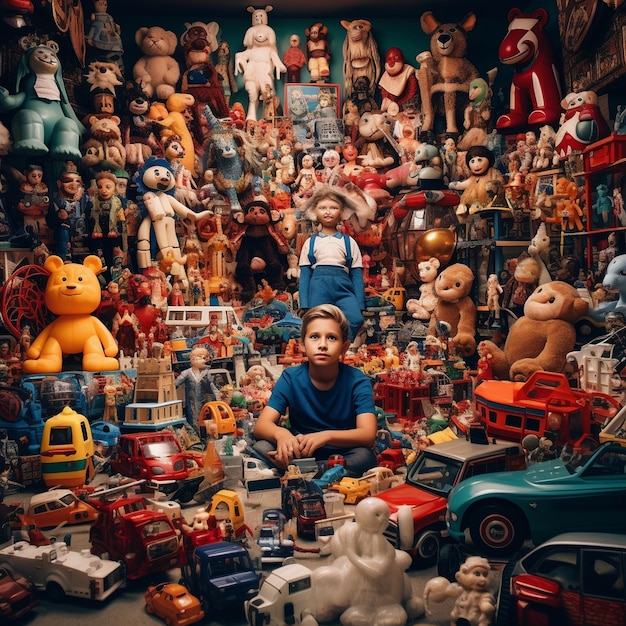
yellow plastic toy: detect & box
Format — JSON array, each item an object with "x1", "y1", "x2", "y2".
[{"x1": 23, "y1": 254, "x2": 119, "y2": 373}]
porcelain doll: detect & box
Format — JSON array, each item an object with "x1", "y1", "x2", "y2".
[{"x1": 86, "y1": 0, "x2": 124, "y2": 59}]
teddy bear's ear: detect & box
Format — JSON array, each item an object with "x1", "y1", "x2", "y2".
[
  {"x1": 83, "y1": 255, "x2": 103, "y2": 274},
  {"x1": 44, "y1": 255, "x2": 65, "y2": 273}
]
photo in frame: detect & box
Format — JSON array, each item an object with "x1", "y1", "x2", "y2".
[{"x1": 284, "y1": 83, "x2": 342, "y2": 148}]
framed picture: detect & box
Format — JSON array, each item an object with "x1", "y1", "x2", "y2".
[{"x1": 284, "y1": 83, "x2": 341, "y2": 120}]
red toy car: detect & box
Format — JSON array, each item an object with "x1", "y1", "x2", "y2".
[{"x1": 0, "y1": 566, "x2": 37, "y2": 621}]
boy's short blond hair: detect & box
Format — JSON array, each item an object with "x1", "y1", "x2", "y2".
[{"x1": 301, "y1": 304, "x2": 350, "y2": 342}]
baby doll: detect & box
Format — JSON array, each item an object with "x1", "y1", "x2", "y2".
[{"x1": 449, "y1": 145, "x2": 504, "y2": 216}]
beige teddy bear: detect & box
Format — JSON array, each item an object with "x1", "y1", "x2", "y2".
[
  {"x1": 132, "y1": 26, "x2": 180, "y2": 100},
  {"x1": 479, "y1": 280, "x2": 588, "y2": 381},
  {"x1": 427, "y1": 262, "x2": 477, "y2": 356}
]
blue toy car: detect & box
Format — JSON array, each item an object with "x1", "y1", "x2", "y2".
[{"x1": 446, "y1": 443, "x2": 626, "y2": 556}]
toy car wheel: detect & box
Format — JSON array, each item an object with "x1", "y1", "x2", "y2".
[
  {"x1": 145, "y1": 603, "x2": 154, "y2": 615},
  {"x1": 436, "y1": 541, "x2": 466, "y2": 581},
  {"x1": 468, "y1": 504, "x2": 526, "y2": 556},
  {"x1": 411, "y1": 529, "x2": 440, "y2": 569},
  {"x1": 46, "y1": 581, "x2": 65, "y2": 603}
]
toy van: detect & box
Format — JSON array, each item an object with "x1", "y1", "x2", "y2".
[
  {"x1": 245, "y1": 562, "x2": 315, "y2": 626},
  {"x1": 40, "y1": 406, "x2": 95, "y2": 488}
]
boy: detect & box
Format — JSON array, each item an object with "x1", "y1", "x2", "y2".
[{"x1": 253, "y1": 304, "x2": 377, "y2": 476}]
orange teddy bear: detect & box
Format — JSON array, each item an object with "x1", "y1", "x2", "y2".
[{"x1": 23, "y1": 255, "x2": 119, "y2": 374}]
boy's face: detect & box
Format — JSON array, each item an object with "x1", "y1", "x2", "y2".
[{"x1": 301, "y1": 317, "x2": 349, "y2": 366}]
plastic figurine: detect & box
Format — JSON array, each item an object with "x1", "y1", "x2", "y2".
[
  {"x1": 305, "y1": 23, "x2": 331, "y2": 82},
  {"x1": 215, "y1": 40, "x2": 238, "y2": 106},
  {"x1": 496, "y1": 8, "x2": 562, "y2": 129},
  {"x1": 283, "y1": 34, "x2": 306, "y2": 83},
  {"x1": 134, "y1": 157, "x2": 211, "y2": 283},
  {"x1": 405, "y1": 257, "x2": 440, "y2": 321},
  {"x1": 0, "y1": 37, "x2": 85, "y2": 159},
  {"x1": 312, "y1": 498, "x2": 422, "y2": 626},
  {"x1": 179, "y1": 21, "x2": 229, "y2": 124},
  {"x1": 554, "y1": 90, "x2": 611, "y2": 159},
  {"x1": 449, "y1": 145, "x2": 504, "y2": 217},
  {"x1": 458, "y1": 75, "x2": 496, "y2": 151},
  {"x1": 404, "y1": 341, "x2": 423, "y2": 372},
  {"x1": 424, "y1": 555, "x2": 495, "y2": 626},
  {"x1": 88, "y1": 170, "x2": 122, "y2": 244},
  {"x1": 299, "y1": 187, "x2": 366, "y2": 341},
  {"x1": 16, "y1": 164, "x2": 50, "y2": 243},
  {"x1": 174, "y1": 344, "x2": 219, "y2": 430},
  {"x1": 378, "y1": 47, "x2": 418, "y2": 117},
  {"x1": 234, "y1": 6, "x2": 286, "y2": 121},
  {"x1": 593, "y1": 183, "x2": 614, "y2": 227},
  {"x1": 22, "y1": 255, "x2": 119, "y2": 374},
  {"x1": 486, "y1": 273, "x2": 503, "y2": 328},
  {"x1": 341, "y1": 19, "x2": 381, "y2": 101},
  {"x1": 86, "y1": 0, "x2": 123, "y2": 60}
]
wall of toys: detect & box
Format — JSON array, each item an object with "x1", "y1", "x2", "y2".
[{"x1": 0, "y1": 0, "x2": 624, "y2": 432}]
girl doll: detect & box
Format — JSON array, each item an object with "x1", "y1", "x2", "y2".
[
  {"x1": 299, "y1": 187, "x2": 365, "y2": 341},
  {"x1": 449, "y1": 145, "x2": 504, "y2": 216}
]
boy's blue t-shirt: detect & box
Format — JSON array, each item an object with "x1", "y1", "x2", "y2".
[{"x1": 266, "y1": 362, "x2": 375, "y2": 434}]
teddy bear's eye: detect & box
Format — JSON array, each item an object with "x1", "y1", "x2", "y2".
[
  {"x1": 548, "y1": 297, "x2": 555, "y2": 303},
  {"x1": 78, "y1": 276, "x2": 83, "y2": 281},
  {"x1": 455, "y1": 282, "x2": 460, "y2": 287},
  {"x1": 62, "y1": 276, "x2": 67, "y2": 282}
]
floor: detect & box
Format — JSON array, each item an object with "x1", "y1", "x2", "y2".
[{"x1": 1, "y1": 477, "x2": 503, "y2": 626}]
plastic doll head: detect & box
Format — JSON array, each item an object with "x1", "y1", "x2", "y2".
[
  {"x1": 25, "y1": 164, "x2": 43, "y2": 185},
  {"x1": 301, "y1": 153, "x2": 313, "y2": 168},
  {"x1": 322, "y1": 149, "x2": 340, "y2": 168},
  {"x1": 289, "y1": 34, "x2": 300, "y2": 47},
  {"x1": 384, "y1": 47, "x2": 405, "y2": 75},
  {"x1": 465, "y1": 145, "x2": 495, "y2": 176},
  {"x1": 95, "y1": 171, "x2": 116, "y2": 200}
]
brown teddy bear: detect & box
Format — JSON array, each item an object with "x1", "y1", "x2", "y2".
[
  {"x1": 132, "y1": 26, "x2": 180, "y2": 100},
  {"x1": 428, "y1": 262, "x2": 477, "y2": 356},
  {"x1": 23, "y1": 255, "x2": 119, "y2": 374},
  {"x1": 479, "y1": 280, "x2": 588, "y2": 382}
]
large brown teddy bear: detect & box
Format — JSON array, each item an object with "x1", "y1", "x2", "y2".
[
  {"x1": 23, "y1": 255, "x2": 120, "y2": 374},
  {"x1": 479, "y1": 281, "x2": 588, "y2": 382},
  {"x1": 428, "y1": 263, "x2": 476, "y2": 357}
]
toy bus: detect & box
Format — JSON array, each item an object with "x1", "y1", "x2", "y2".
[{"x1": 40, "y1": 406, "x2": 95, "y2": 488}]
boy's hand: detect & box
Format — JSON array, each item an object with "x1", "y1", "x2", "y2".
[
  {"x1": 297, "y1": 432, "x2": 328, "y2": 457},
  {"x1": 272, "y1": 433, "x2": 303, "y2": 466}
]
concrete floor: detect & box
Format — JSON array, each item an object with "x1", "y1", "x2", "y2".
[{"x1": 1, "y1": 481, "x2": 504, "y2": 626}]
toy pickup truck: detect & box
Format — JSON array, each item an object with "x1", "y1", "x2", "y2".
[
  {"x1": 0, "y1": 540, "x2": 124, "y2": 602},
  {"x1": 374, "y1": 433, "x2": 525, "y2": 567}
]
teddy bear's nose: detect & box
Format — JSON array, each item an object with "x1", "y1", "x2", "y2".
[{"x1": 66, "y1": 284, "x2": 77, "y2": 290}]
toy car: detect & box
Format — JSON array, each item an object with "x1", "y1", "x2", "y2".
[
  {"x1": 23, "y1": 488, "x2": 99, "y2": 530},
  {"x1": 327, "y1": 476, "x2": 371, "y2": 504},
  {"x1": 363, "y1": 466, "x2": 402, "y2": 494},
  {"x1": 144, "y1": 582, "x2": 204, "y2": 626},
  {"x1": 497, "y1": 532, "x2": 626, "y2": 626},
  {"x1": 256, "y1": 509, "x2": 294, "y2": 564},
  {"x1": 375, "y1": 434, "x2": 525, "y2": 567},
  {"x1": 0, "y1": 566, "x2": 37, "y2": 620},
  {"x1": 446, "y1": 442, "x2": 626, "y2": 557}
]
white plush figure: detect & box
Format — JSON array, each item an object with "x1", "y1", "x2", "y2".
[
  {"x1": 406, "y1": 257, "x2": 440, "y2": 320},
  {"x1": 234, "y1": 6, "x2": 286, "y2": 121},
  {"x1": 311, "y1": 498, "x2": 423, "y2": 626}
]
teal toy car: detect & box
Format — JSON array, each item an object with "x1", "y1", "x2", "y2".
[{"x1": 446, "y1": 443, "x2": 626, "y2": 557}]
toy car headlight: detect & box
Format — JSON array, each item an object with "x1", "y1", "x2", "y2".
[{"x1": 152, "y1": 467, "x2": 165, "y2": 475}]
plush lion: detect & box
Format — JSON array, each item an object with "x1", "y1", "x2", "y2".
[
  {"x1": 479, "y1": 280, "x2": 588, "y2": 382},
  {"x1": 22, "y1": 255, "x2": 119, "y2": 374},
  {"x1": 428, "y1": 262, "x2": 477, "y2": 356}
]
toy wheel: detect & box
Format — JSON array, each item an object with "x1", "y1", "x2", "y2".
[
  {"x1": 145, "y1": 604, "x2": 154, "y2": 615},
  {"x1": 46, "y1": 581, "x2": 65, "y2": 603},
  {"x1": 436, "y1": 541, "x2": 465, "y2": 581},
  {"x1": 468, "y1": 504, "x2": 526, "y2": 556},
  {"x1": 411, "y1": 529, "x2": 440, "y2": 569}
]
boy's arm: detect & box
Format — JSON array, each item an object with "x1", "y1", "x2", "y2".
[
  {"x1": 298, "y1": 264, "x2": 312, "y2": 309},
  {"x1": 254, "y1": 405, "x2": 301, "y2": 466}
]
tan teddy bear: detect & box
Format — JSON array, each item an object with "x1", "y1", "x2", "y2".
[
  {"x1": 132, "y1": 26, "x2": 180, "y2": 100},
  {"x1": 23, "y1": 255, "x2": 120, "y2": 374},
  {"x1": 428, "y1": 262, "x2": 477, "y2": 356},
  {"x1": 479, "y1": 280, "x2": 588, "y2": 382}
]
